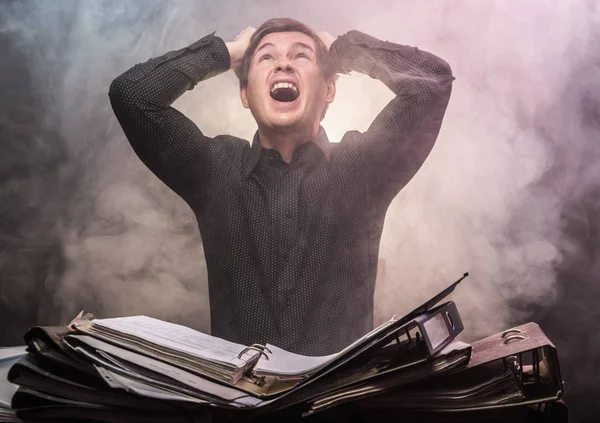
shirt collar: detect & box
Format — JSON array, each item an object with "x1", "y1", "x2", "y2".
[{"x1": 243, "y1": 126, "x2": 331, "y2": 177}]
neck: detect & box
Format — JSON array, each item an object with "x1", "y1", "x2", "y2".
[{"x1": 258, "y1": 124, "x2": 320, "y2": 162}]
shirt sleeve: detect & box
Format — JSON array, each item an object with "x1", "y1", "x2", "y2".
[
  {"x1": 108, "y1": 32, "x2": 235, "y2": 208},
  {"x1": 330, "y1": 30, "x2": 454, "y2": 207}
]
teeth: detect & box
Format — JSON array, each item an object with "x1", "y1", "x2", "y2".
[{"x1": 271, "y1": 82, "x2": 298, "y2": 93}]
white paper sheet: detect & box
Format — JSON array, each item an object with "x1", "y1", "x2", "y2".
[
  {"x1": 253, "y1": 345, "x2": 337, "y2": 377},
  {"x1": 253, "y1": 315, "x2": 402, "y2": 377},
  {"x1": 95, "y1": 366, "x2": 207, "y2": 404},
  {"x1": 69, "y1": 334, "x2": 251, "y2": 402},
  {"x1": 91, "y1": 316, "x2": 248, "y2": 366}
]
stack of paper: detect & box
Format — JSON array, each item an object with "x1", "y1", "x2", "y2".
[{"x1": 0, "y1": 275, "x2": 565, "y2": 422}]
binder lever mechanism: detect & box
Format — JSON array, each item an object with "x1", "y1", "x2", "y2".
[{"x1": 499, "y1": 329, "x2": 544, "y2": 386}]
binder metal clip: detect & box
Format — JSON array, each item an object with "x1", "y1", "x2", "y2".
[
  {"x1": 501, "y1": 328, "x2": 523, "y2": 338},
  {"x1": 237, "y1": 344, "x2": 273, "y2": 361}
]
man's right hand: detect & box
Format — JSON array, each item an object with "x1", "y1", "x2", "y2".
[{"x1": 226, "y1": 27, "x2": 256, "y2": 77}]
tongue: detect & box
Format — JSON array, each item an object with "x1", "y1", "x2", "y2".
[{"x1": 270, "y1": 87, "x2": 298, "y2": 102}]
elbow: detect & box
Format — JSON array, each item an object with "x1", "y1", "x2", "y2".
[
  {"x1": 108, "y1": 75, "x2": 127, "y2": 104},
  {"x1": 437, "y1": 59, "x2": 454, "y2": 80},
  {"x1": 434, "y1": 60, "x2": 454, "y2": 98},
  {"x1": 108, "y1": 74, "x2": 142, "y2": 116}
]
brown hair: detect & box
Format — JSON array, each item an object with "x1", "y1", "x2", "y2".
[{"x1": 238, "y1": 18, "x2": 335, "y2": 88}]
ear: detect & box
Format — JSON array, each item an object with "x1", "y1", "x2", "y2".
[
  {"x1": 325, "y1": 77, "x2": 336, "y2": 104},
  {"x1": 240, "y1": 85, "x2": 249, "y2": 109}
]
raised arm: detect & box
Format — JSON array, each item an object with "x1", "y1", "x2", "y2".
[
  {"x1": 108, "y1": 29, "x2": 253, "y2": 207},
  {"x1": 330, "y1": 30, "x2": 454, "y2": 206}
]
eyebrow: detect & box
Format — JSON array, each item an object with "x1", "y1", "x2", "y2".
[
  {"x1": 255, "y1": 41, "x2": 316, "y2": 55},
  {"x1": 291, "y1": 42, "x2": 315, "y2": 52},
  {"x1": 255, "y1": 42, "x2": 275, "y2": 54}
]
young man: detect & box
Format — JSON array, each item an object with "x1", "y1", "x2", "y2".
[{"x1": 109, "y1": 18, "x2": 454, "y2": 356}]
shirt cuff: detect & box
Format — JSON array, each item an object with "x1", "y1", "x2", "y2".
[
  {"x1": 187, "y1": 32, "x2": 231, "y2": 75},
  {"x1": 329, "y1": 30, "x2": 372, "y2": 74}
]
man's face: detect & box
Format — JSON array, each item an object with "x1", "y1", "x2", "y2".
[{"x1": 241, "y1": 31, "x2": 335, "y2": 135}]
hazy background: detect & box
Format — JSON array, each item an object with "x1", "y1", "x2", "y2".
[{"x1": 1, "y1": 0, "x2": 599, "y2": 420}]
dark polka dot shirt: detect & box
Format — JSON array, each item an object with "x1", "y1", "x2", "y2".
[{"x1": 108, "y1": 30, "x2": 454, "y2": 356}]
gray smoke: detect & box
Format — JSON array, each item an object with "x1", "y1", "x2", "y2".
[{"x1": 1, "y1": 0, "x2": 599, "y2": 420}]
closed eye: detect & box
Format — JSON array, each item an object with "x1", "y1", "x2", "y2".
[{"x1": 259, "y1": 54, "x2": 272, "y2": 61}]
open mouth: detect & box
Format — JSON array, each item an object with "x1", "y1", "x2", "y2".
[{"x1": 270, "y1": 82, "x2": 300, "y2": 102}]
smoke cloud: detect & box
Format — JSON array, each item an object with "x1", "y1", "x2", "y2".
[{"x1": 1, "y1": 0, "x2": 599, "y2": 419}]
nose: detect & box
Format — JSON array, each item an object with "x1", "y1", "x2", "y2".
[{"x1": 275, "y1": 58, "x2": 294, "y2": 73}]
